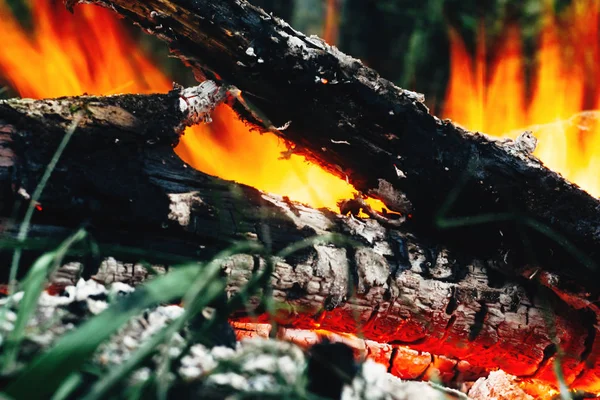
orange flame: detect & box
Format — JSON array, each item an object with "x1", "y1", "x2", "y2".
[
  {"x1": 0, "y1": 0, "x2": 383, "y2": 212},
  {"x1": 323, "y1": 0, "x2": 341, "y2": 45},
  {"x1": 0, "y1": 0, "x2": 171, "y2": 96},
  {"x1": 444, "y1": 2, "x2": 600, "y2": 197}
]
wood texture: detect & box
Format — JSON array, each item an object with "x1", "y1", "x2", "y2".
[
  {"x1": 73, "y1": 0, "x2": 600, "y2": 313},
  {"x1": 0, "y1": 93, "x2": 598, "y2": 391}
]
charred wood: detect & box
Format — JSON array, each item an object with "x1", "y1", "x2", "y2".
[
  {"x1": 0, "y1": 93, "x2": 599, "y2": 392},
  {"x1": 74, "y1": 0, "x2": 600, "y2": 314}
]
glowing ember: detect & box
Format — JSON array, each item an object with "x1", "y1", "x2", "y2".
[
  {"x1": 2, "y1": 2, "x2": 596, "y2": 396},
  {"x1": 0, "y1": 0, "x2": 384, "y2": 212},
  {"x1": 444, "y1": 3, "x2": 600, "y2": 197}
]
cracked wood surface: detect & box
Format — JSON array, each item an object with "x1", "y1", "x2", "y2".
[
  {"x1": 76, "y1": 0, "x2": 600, "y2": 313},
  {"x1": 0, "y1": 94, "x2": 597, "y2": 392}
]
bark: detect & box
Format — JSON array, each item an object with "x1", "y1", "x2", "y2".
[
  {"x1": 1, "y1": 93, "x2": 599, "y2": 392},
  {"x1": 72, "y1": 0, "x2": 600, "y2": 312},
  {"x1": 4, "y1": 277, "x2": 461, "y2": 400}
]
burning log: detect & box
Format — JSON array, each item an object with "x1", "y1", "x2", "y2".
[
  {"x1": 71, "y1": 0, "x2": 600, "y2": 319},
  {"x1": 2, "y1": 275, "x2": 465, "y2": 400},
  {"x1": 1, "y1": 92, "x2": 599, "y2": 394}
]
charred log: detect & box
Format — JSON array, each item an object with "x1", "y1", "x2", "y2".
[
  {"x1": 0, "y1": 93, "x2": 599, "y2": 392},
  {"x1": 1, "y1": 274, "x2": 467, "y2": 400},
  {"x1": 74, "y1": 0, "x2": 600, "y2": 311}
]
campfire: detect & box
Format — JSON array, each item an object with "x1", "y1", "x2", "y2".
[
  {"x1": 445, "y1": 2, "x2": 600, "y2": 198},
  {"x1": 0, "y1": 0, "x2": 384, "y2": 212},
  {"x1": 1, "y1": 0, "x2": 600, "y2": 399}
]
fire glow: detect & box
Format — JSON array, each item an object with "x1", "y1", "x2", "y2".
[
  {"x1": 0, "y1": 0, "x2": 380, "y2": 211},
  {"x1": 444, "y1": 1, "x2": 600, "y2": 198},
  {"x1": 1, "y1": 1, "x2": 600, "y2": 397}
]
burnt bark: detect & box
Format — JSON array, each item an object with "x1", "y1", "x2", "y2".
[
  {"x1": 73, "y1": 0, "x2": 600, "y2": 312},
  {"x1": 1, "y1": 93, "x2": 599, "y2": 392}
]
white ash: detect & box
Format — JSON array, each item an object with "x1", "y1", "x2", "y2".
[
  {"x1": 468, "y1": 370, "x2": 534, "y2": 400},
  {"x1": 247, "y1": 374, "x2": 277, "y2": 391},
  {"x1": 0, "y1": 279, "x2": 124, "y2": 352},
  {"x1": 38, "y1": 278, "x2": 108, "y2": 315},
  {"x1": 342, "y1": 359, "x2": 467, "y2": 400},
  {"x1": 331, "y1": 139, "x2": 351, "y2": 145},
  {"x1": 70, "y1": 277, "x2": 107, "y2": 300},
  {"x1": 0, "y1": 273, "x2": 472, "y2": 398},
  {"x1": 96, "y1": 304, "x2": 185, "y2": 368},
  {"x1": 167, "y1": 191, "x2": 205, "y2": 228},
  {"x1": 180, "y1": 344, "x2": 217, "y2": 381},
  {"x1": 206, "y1": 372, "x2": 250, "y2": 391},
  {"x1": 394, "y1": 165, "x2": 407, "y2": 178},
  {"x1": 0, "y1": 309, "x2": 17, "y2": 332},
  {"x1": 110, "y1": 281, "x2": 136, "y2": 296},
  {"x1": 201, "y1": 338, "x2": 305, "y2": 393},
  {"x1": 179, "y1": 365, "x2": 204, "y2": 382},
  {"x1": 513, "y1": 130, "x2": 538, "y2": 154},
  {"x1": 343, "y1": 360, "x2": 390, "y2": 400},
  {"x1": 130, "y1": 367, "x2": 152, "y2": 384},
  {"x1": 492, "y1": 130, "x2": 539, "y2": 159},
  {"x1": 17, "y1": 187, "x2": 30, "y2": 200},
  {"x1": 3, "y1": 310, "x2": 17, "y2": 323},
  {"x1": 210, "y1": 344, "x2": 237, "y2": 361},
  {"x1": 142, "y1": 304, "x2": 184, "y2": 328},
  {"x1": 274, "y1": 120, "x2": 291, "y2": 131},
  {"x1": 0, "y1": 291, "x2": 23, "y2": 306},
  {"x1": 178, "y1": 81, "x2": 227, "y2": 127},
  {"x1": 242, "y1": 353, "x2": 283, "y2": 374}
]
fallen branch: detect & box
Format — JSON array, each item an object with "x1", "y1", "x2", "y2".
[
  {"x1": 73, "y1": 0, "x2": 600, "y2": 311},
  {"x1": 1, "y1": 93, "x2": 599, "y2": 392}
]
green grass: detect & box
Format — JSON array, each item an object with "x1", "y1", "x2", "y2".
[
  {"x1": 0, "y1": 241, "x2": 263, "y2": 399},
  {"x1": 0, "y1": 21, "x2": 582, "y2": 395},
  {"x1": 0, "y1": 148, "x2": 580, "y2": 399},
  {"x1": 0, "y1": 230, "x2": 363, "y2": 399},
  {"x1": 9, "y1": 115, "x2": 83, "y2": 296},
  {"x1": 0, "y1": 106, "x2": 363, "y2": 399}
]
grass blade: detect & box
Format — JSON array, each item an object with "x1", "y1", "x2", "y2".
[
  {"x1": 50, "y1": 373, "x2": 83, "y2": 400},
  {"x1": 2, "y1": 229, "x2": 87, "y2": 372},
  {"x1": 2, "y1": 252, "x2": 54, "y2": 371},
  {"x1": 3, "y1": 264, "x2": 198, "y2": 399},
  {"x1": 82, "y1": 280, "x2": 225, "y2": 400},
  {"x1": 4, "y1": 242, "x2": 263, "y2": 399},
  {"x1": 83, "y1": 242, "x2": 263, "y2": 400},
  {"x1": 9, "y1": 115, "x2": 82, "y2": 294}
]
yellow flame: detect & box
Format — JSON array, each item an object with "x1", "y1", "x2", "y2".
[
  {"x1": 0, "y1": 0, "x2": 386, "y2": 212},
  {"x1": 444, "y1": 1, "x2": 600, "y2": 197}
]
